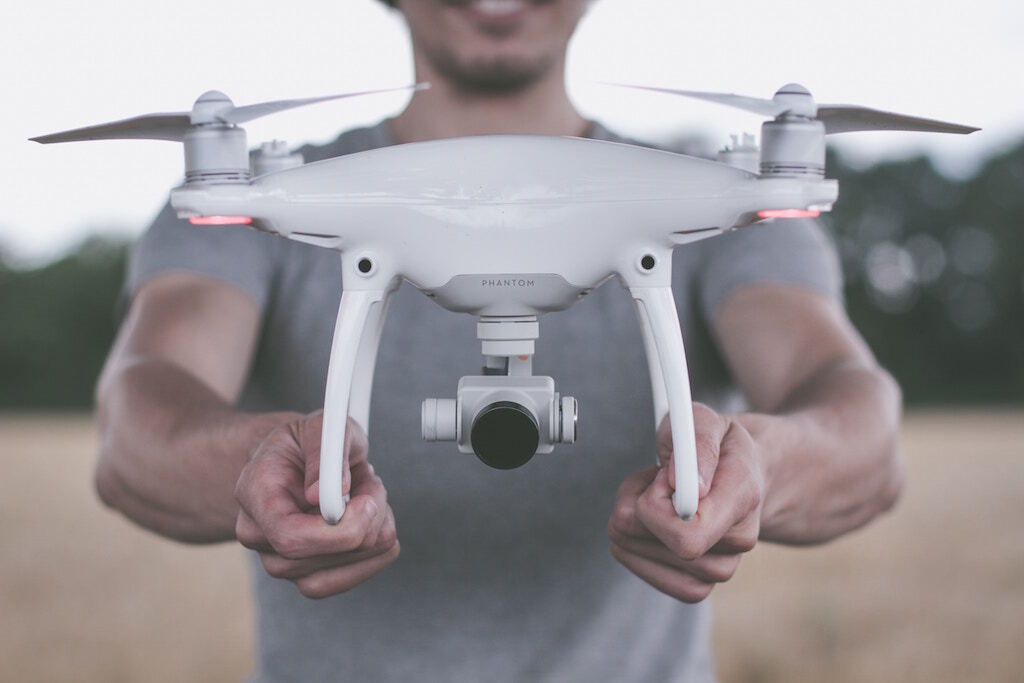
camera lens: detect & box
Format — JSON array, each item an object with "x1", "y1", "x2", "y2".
[{"x1": 470, "y1": 401, "x2": 540, "y2": 470}]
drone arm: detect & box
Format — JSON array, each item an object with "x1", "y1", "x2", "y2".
[
  {"x1": 630, "y1": 286, "x2": 699, "y2": 519},
  {"x1": 320, "y1": 287, "x2": 390, "y2": 524}
]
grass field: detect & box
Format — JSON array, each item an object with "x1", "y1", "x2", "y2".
[{"x1": 1, "y1": 410, "x2": 1022, "y2": 682}]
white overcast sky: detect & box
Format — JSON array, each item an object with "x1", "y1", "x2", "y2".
[{"x1": 4, "y1": 0, "x2": 1023, "y2": 262}]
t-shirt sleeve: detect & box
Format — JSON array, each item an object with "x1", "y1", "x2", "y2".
[
  {"x1": 123, "y1": 201, "x2": 279, "y2": 312},
  {"x1": 697, "y1": 218, "x2": 844, "y2": 319}
]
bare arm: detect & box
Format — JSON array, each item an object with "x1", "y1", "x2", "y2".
[
  {"x1": 94, "y1": 273, "x2": 298, "y2": 543},
  {"x1": 715, "y1": 283, "x2": 904, "y2": 544}
]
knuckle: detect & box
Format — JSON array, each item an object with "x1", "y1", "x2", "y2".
[
  {"x1": 296, "y1": 575, "x2": 336, "y2": 600},
  {"x1": 234, "y1": 518, "x2": 262, "y2": 549},
  {"x1": 634, "y1": 488, "x2": 657, "y2": 519},
  {"x1": 731, "y1": 531, "x2": 758, "y2": 553},
  {"x1": 337, "y1": 525, "x2": 368, "y2": 553},
  {"x1": 610, "y1": 500, "x2": 635, "y2": 534},
  {"x1": 677, "y1": 582, "x2": 714, "y2": 604},
  {"x1": 260, "y1": 555, "x2": 293, "y2": 580},
  {"x1": 384, "y1": 542, "x2": 401, "y2": 562},
  {"x1": 268, "y1": 532, "x2": 302, "y2": 560},
  {"x1": 233, "y1": 469, "x2": 253, "y2": 505},
  {"x1": 707, "y1": 558, "x2": 741, "y2": 583},
  {"x1": 377, "y1": 523, "x2": 398, "y2": 551},
  {"x1": 738, "y1": 482, "x2": 762, "y2": 516},
  {"x1": 671, "y1": 531, "x2": 706, "y2": 562}
]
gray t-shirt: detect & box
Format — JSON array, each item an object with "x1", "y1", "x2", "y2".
[{"x1": 127, "y1": 121, "x2": 841, "y2": 682}]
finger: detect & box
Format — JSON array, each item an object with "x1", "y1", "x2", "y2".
[
  {"x1": 361, "y1": 497, "x2": 397, "y2": 552},
  {"x1": 235, "y1": 509, "x2": 273, "y2": 552},
  {"x1": 609, "y1": 542, "x2": 714, "y2": 603},
  {"x1": 244, "y1": 489, "x2": 384, "y2": 560},
  {"x1": 294, "y1": 543, "x2": 401, "y2": 599},
  {"x1": 608, "y1": 466, "x2": 660, "y2": 540},
  {"x1": 710, "y1": 513, "x2": 761, "y2": 555},
  {"x1": 259, "y1": 541, "x2": 397, "y2": 581},
  {"x1": 345, "y1": 463, "x2": 392, "y2": 550},
  {"x1": 608, "y1": 529, "x2": 742, "y2": 583},
  {"x1": 635, "y1": 467, "x2": 741, "y2": 562}
]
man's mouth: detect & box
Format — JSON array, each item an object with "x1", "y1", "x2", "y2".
[
  {"x1": 472, "y1": 0, "x2": 530, "y2": 17},
  {"x1": 455, "y1": 0, "x2": 536, "y2": 24}
]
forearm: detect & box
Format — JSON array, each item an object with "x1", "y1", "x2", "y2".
[
  {"x1": 95, "y1": 356, "x2": 298, "y2": 543},
  {"x1": 737, "y1": 360, "x2": 904, "y2": 545}
]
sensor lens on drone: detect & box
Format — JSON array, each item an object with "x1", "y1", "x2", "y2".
[{"x1": 470, "y1": 401, "x2": 540, "y2": 470}]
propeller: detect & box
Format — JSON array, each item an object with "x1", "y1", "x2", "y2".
[
  {"x1": 607, "y1": 82, "x2": 979, "y2": 135},
  {"x1": 30, "y1": 83, "x2": 430, "y2": 144}
]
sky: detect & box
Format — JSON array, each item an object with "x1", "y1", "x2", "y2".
[{"x1": 4, "y1": 0, "x2": 1023, "y2": 262}]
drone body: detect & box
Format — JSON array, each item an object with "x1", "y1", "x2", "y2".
[{"x1": 32, "y1": 83, "x2": 977, "y2": 525}]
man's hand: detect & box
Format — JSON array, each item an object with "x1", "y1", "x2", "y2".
[
  {"x1": 608, "y1": 403, "x2": 765, "y2": 603},
  {"x1": 234, "y1": 412, "x2": 399, "y2": 599}
]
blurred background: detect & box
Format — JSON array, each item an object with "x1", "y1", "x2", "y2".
[{"x1": 2, "y1": 1, "x2": 1022, "y2": 681}]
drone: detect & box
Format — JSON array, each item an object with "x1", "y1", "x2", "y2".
[{"x1": 32, "y1": 82, "x2": 977, "y2": 524}]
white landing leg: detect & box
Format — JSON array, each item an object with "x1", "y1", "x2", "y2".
[
  {"x1": 320, "y1": 288, "x2": 389, "y2": 524},
  {"x1": 348, "y1": 285, "x2": 396, "y2": 433},
  {"x1": 632, "y1": 298, "x2": 669, "y2": 432},
  {"x1": 630, "y1": 287, "x2": 699, "y2": 519}
]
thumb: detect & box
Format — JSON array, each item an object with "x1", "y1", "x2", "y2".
[{"x1": 692, "y1": 402, "x2": 728, "y2": 499}]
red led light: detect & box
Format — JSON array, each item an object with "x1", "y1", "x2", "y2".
[
  {"x1": 189, "y1": 215, "x2": 253, "y2": 226},
  {"x1": 757, "y1": 209, "x2": 821, "y2": 220}
]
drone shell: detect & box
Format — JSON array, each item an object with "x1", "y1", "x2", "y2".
[{"x1": 172, "y1": 135, "x2": 837, "y2": 316}]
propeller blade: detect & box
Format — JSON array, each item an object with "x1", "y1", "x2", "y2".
[
  {"x1": 30, "y1": 113, "x2": 191, "y2": 144},
  {"x1": 221, "y1": 83, "x2": 431, "y2": 124},
  {"x1": 604, "y1": 82, "x2": 787, "y2": 117},
  {"x1": 817, "y1": 105, "x2": 979, "y2": 135}
]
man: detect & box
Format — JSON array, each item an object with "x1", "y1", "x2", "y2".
[{"x1": 95, "y1": 1, "x2": 903, "y2": 680}]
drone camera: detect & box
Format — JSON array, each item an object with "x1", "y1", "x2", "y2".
[
  {"x1": 470, "y1": 401, "x2": 540, "y2": 469},
  {"x1": 422, "y1": 376, "x2": 577, "y2": 469}
]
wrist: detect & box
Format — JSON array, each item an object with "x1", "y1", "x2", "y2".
[
  {"x1": 733, "y1": 411, "x2": 817, "y2": 517},
  {"x1": 733, "y1": 412, "x2": 780, "y2": 489}
]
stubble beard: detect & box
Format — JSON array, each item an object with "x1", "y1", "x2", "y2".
[{"x1": 424, "y1": 46, "x2": 559, "y2": 94}]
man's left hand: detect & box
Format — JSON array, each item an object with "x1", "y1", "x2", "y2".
[{"x1": 608, "y1": 403, "x2": 766, "y2": 602}]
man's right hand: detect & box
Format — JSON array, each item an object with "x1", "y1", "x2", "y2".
[{"x1": 234, "y1": 412, "x2": 399, "y2": 599}]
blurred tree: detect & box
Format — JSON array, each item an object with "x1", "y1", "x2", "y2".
[
  {"x1": 825, "y1": 141, "x2": 1024, "y2": 404},
  {"x1": 0, "y1": 237, "x2": 127, "y2": 409}
]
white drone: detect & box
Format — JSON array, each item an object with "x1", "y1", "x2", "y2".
[{"x1": 33, "y1": 82, "x2": 977, "y2": 524}]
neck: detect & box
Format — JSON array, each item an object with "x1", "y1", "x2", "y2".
[{"x1": 390, "y1": 49, "x2": 588, "y2": 143}]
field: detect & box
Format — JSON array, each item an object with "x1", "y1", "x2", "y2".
[{"x1": 1, "y1": 410, "x2": 1022, "y2": 682}]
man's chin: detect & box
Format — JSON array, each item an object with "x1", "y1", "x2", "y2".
[{"x1": 433, "y1": 53, "x2": 554, "y2": 93}]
